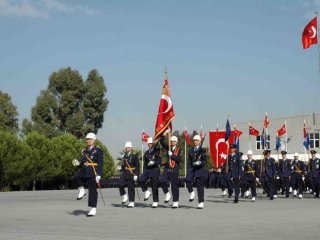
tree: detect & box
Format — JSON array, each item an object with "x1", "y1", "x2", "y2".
[
  {"x1": 0, "y1": 91, "x2": 19, "y2": 134},
  {"x1": 23, "y1": 67, "x2": 109, "y2": 138}
]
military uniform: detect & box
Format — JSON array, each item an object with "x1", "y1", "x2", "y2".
[
  {"x1": 185, "y1": 145, "x2": 207, "y2": 205},
  {"x1": 263, "y1": 151, "x2": 276, "y2": 200},
  {"x1": 74, "y1": 145, "x2": 103, "y2": 209},
  {"x1": 279, "y1": 155, "x2": 291, "y2": 197},
  {"x1": 119, "y1": 152, "x2": 140, "y2": 203},
  {"x1": 291, "y1": 158, "x2": 305, "y2": 197},
  {"x1": 229, "y1": 152, "x2": 243, "y2": 203},
  {"x1": 221, "y1": 161, "x2": 233, "y2": 197},
  {"x1": 159, "y1": 136, "x2": 182, "y2": 205},
  {"x1": 309, "y1": 151, "x2": 320, "y2": 198},
  {"x1": 244, "y1": 158, "x2": 260, "y2": 199},
  {"x1": 139, "y1": 146, "x2": 162, "y2": 204}
]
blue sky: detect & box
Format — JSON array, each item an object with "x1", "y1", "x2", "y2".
[{"x1": 1, "y1": 0, "x2": 320, "y2": 157}]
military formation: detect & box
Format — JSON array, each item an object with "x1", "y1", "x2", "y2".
[{"x1": 73, "y1": 133, "x2": 320, "y2": 217}]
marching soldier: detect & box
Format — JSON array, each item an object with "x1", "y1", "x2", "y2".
[
  {"x1": 263, "y1": 150, "x2": 276, "y2": 200},
  {"x1": 309, "y1": 150, "x2": 320, "y2": 198},
  {"x1": 73, "y1": 133, "x2": 103, "y2": 217},
  {"x1": 159, "y1": 134, "x2": 182, "y2": 208},
  {"x1": 185, "y1": 135, "x2": 207, "y2": 209},
  {"x1": 139, "y1": 137, "x2": 162, "y2": 208},
  {"x1": 244, "y1": 150, "x2": 260, "y2": 202},
  {"x1": 118, "y1": 142, "x2": 140, "y2": 208},
  {"x1": 279, "y1": 151, "x2": 291, "y2": 198},
  {"x1": 291, "y1": 153, "x2": 305, "y2": 199}
]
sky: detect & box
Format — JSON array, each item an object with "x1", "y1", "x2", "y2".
[{"x1": 1, "y1": 0, "x2": 320, "y2": 158}]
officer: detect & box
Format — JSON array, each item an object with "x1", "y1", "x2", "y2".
[
  {"x1": 159, "y1": 134, "x2": 182, "y2": 208},
  {"x1": 73, "y1": 133, "x2": 103, "y2": 217},
  {"x1": 139, "y1": 137, "x2": 162, "y2": 208},
  {"x1": 279, "y1": 151, "x2": 291, "y2": 198},
  {"x1": 185, "y1": 135, "x2": 207, "y2": 209},
  {"x1": 239, "y1": 152, "x2": 249, "y2": 198},
  {"x1": 118, "y1": 141, "x2": 140, "y2": 208},
  {"x1": 309, "y1": 150, "x2": 320, "y2": 198},
  {"x1": 291, "y1": 153, "x2": 305, "y2": 199},
  {"x1": 228, "y1": 144, "x2": 243, "y2": 203},
  {"x1": 221, "y1": 151, "x2": 233, "y2": 198},
  {"x1": 244, "y1": 150, "x2": 260, "y2": 202},
  {"x1": 263, "y1": 149, "x2": 276, "y2": 200}
]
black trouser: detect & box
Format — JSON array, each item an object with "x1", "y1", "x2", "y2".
[
  {"x1": 313, "y1": 176, "x2": 320, "y2": 197},
  {"x1": 160, "y1": 169, "x2": 179, "y2": 202},
  {"x1": 281, "y1": 177, "x2": 290, "y2": 197},
  {"x1": 292, "y1": 174, "x2": 303, "y2": 195},
  {"x1": 233, "y1": 177, "x2": 240, "y2": 200},
  {"x1": 247, "y1": 178, "x2": 257, "y2": 197},
  {"x1": 265, "y1": 175, "x2": 275, "y2": 199},
  {"x1": 139, "y1": 175, "x2": 159, "y2": 202},
  {"x1": 186, "y1": 174, "x2": 205, "y2": 203},
  {"x1": 75, "y1": 172, "x2": 98, "y2": 208},
  {"x1": 119, "y1": 175, "x2": 135, "y2": 202}
]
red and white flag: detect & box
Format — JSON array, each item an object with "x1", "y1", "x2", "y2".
[
  {"x1": 302, "y1": 16, "x2": 318, "y2": 49},
  {"x1": 184, "y1": 127, "x2": 191, "y2": 145},
  {"x1": 154, "y1": 70, "x2": 175, "y2": 140},
  {"x1": 233, "y1": 125, "x2": 243, "y2": 137},
  {"x1": 200, "y1": 125, "x2": 203, "y2": 139},
  {"x1": 264, "y1": 112, "x2": 269, "y2": 129},
  {"x1": 141, "y1": 131, "x2": 150, "y2": 142},
  {"x1": 277, "y1": 123, "x2": 287, "y2": 137},
  {"x1": 249, "y1": 124, "x2": 259, "y2": 136}
]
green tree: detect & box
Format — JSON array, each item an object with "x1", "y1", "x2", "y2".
[
  {"x1": 23, "y1": 67, "x2": 109, "y2": 138},
  {"x1": 0, "y1": 91, "x2": 19, "y2": 134}
]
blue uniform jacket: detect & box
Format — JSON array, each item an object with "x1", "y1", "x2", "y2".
[
  {"x1": 80, "y1": 146, "x2": 103, "y2": 178},
  {"x1": 264, "y1": 157, "x2": 276, "y2": 178},
  {"x1": 143, "y1": 148, "x2": 162, "y2": 177},
  {"x1": 310, "y1": 158, "x2": 320, "y2": 178},
  {"x1": 121, "y1": 152, "x2": 140, "y2": 179},
  {"x1": 291, "y1": 160, "x2": 305, "y2": 178},
  {"x1": 244, "y1": 160, "x2": 260, "y2": 180},
  {"x1": 187, "y1": 146, "x2": 207, "y2": 177},
  {"x1": 160, "y1": 136, "x2": 182, "y2": 174},
  {"x1": 279, "y1": 159, "x2": 292, "y2": 178}
]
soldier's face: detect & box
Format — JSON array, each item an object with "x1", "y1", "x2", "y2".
[
  {"x1": 312, "y1": 154, "x2": 316, "y2": 158},
  {"x1": 170, "y1": 141, "x2": 177, "y2": 147},
  {"x1": 230, "y1": 148, "x2": 236, "y2": 153},
  {"x1": 148, "y1": 143, "x2": 153, "y2": 149},
  {"x1": 294, "y1": 157, "x2": 298, "y2": 161},
  {"x1": 282, "y1": 154, "x2": 286, "y2": 159},
  {"x1": 86, "y1": 138, "x2": 95, "y2": 147},
  {"x1": 125, "y1": 147, "x2": 132, "y2": 153},
  {"x1": 193, "y1": 140, "x2": 201, "y2": 146},
  {"x1": 247, "y1": 154, "x2": 253, "y2": 160}
]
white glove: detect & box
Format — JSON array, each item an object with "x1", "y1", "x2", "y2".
[
  {"x1": 168, "y1": 151, "x2": 173, "y2": 156},
  {"x1": 148, "y1": 160, "x2": 155, "y2": 166},
  {"x1": 291, "y1": 166, "x2": 294, "y2": 170},
  {"x1": 231, "y1": 178, "x2": 233, "y2": 181},
  {"x1": 133, "y1": 175, "x2": 138, "y2": 182},
  {"x1": 95, "y1": 176, "x2": 101, "y2": 184},
  {"x1": 276, "y1": 176, "x2": 280, "y2": 180},
  {"x1": 72, "y1": 159, "x2": 80, "y2": 166},
  {"x1": 316, "y1": 165, "x2": 319, "y2": 169},
  {"x1": 302, "y1": 176, "x2": 305, "y2": 181},
  {"x1": 116, "y1": 166, "x2": 122, "y2": 171},
  {"x1": 217, "y1": 169, "x2": 221, "y2": 173},
  {"x1": 256, "y1": 178, "x2": 260, "y2": 182},
  {"x1": 193, "y1": 161, "x2": 201, "y2": 166}
]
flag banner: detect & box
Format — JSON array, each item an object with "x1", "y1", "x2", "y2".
[
  {"x1": 249, "y1": 125, "x2": 260, "y2": 136},
  {"x1": 142, "y1": 131, "x2": 150, "y2": 142},
  {"x1": 200, "y1": 126, "x2": 203, "y2": 139},
  {"x1": 209, "y1": 130, "x2": 235, "y2": 168},
  {"x1": 184, "y1": 129, "x2": 191, "y2": 145},
  {"x1": 302, "y1": 16, "x2": 318, "y2": 49},
  {"x1": 275, "y1": 135, "x2": 281, "y2": 151},
  {"x1": 154, "y1": 71, "x2": 175, "y2": 140},
  {"x1": 277, "y1": 124, "x2": 286, "y2": 137},
  {"x1": 225, "y1": 119, "x2": 231, "y2": 142},
  {"x1": 264, "y1": 113, "x2": 269, "y2": 129},
  {"x1": 303, "y1": 121, "x2": 310, "y2": 150}
]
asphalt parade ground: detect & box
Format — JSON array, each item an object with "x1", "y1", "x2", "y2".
[{"x1": 0, "y1": 188, "x2": 319, "y2": 240}]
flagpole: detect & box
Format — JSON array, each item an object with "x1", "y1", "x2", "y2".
[
  {"x1": 249, "y1": 122, "x2": 252, "y2": 150},
  {"x1": 184, "y1": 133, "x2": 187, "y2": 187},
  {"x1": 216, "y1": 124, "x2": 219, "y2": 168},
  {"x1": 316, "y1": 11, "x2": 320, "y2": 72},
  {"x1": 285, "y1": 121, "x2": 288, "y2": 152}
]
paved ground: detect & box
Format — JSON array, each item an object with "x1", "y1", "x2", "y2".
[{"x1": 0, "y1": 188, "x2": 319, "y2": 240}]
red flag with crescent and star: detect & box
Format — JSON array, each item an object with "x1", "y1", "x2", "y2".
[
  {"x1": 154, "y1": 70, "x2": 175, "y2": 140},
  {"x1": 141, "y1": 131, "x2": 150, "y2": 142},
  {"x1": 209, "y1": 130, "x2": 235, "y2": 168},
  {"x1": 277, "y1": 123, "x2": 287, "y2": 137},
  {"x1": 302, "y1": 16, "x2": 318, "y2": 49}
]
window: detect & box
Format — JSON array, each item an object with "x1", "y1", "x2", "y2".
[
  {"x1": 310, "y1": 133, "x2": 320, "y2": 149},
  {"x1": 256, "y1": 135, "x2": 270, "y2": 150}
]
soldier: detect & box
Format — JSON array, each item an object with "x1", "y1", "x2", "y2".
[
  {"x1": 244, "y1": 150, "x2": 260, "y2": 202},
  {"x1": 228, "y1": 144, "x2": 243, "y2": 203},
  {"x1": 291, "y1": 153, "x2": 305, "y2": 199},
  {"x1": 309, "y1": 150, "x2": 320, "y2": 198},
  {"x1": 274, "y1": 157, "x2": 280, "y2": 199},
  {"x1": 279, "y1": 151, "x2": 291, "y2": 198},
  {"x1": 263, "y1": 150, "x2": 276, "y2": 200},
  {"x1": 159, "y1": 134, "x2": 182, "y2": 208},
  {"x1": 118, "y1": 142, "x2": 140, "y2": 208},
  {"x1": 139, "y1": 137, "x2": 162, "y2": 208},
  {"x1": 185, "y1": 135, "x2": 207, "y2": 209},
  {"x1": 221, "y1": 156, "x2": 233, "y2": 198},
  {"x1": 73, "y1": 133, "x2": 103, "y2": 217}
]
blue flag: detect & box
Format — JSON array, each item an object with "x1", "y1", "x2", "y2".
[
  {"x1": 225, "y1": 119, "x2": 231, "y2": 142},
  {"x1": 235, "y1": 136, "x2": 240, "y2": 150},
  {"x1": 303, "y1": 133, "x2": 310, "y2": 150},
  {"x1": 275, "y1": 136, "x2": 281, "y2": 151},
  {"x1": 261, "y1": 128, "x2": 265, "y2": 149}
]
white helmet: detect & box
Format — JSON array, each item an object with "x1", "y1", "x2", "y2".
[
  {"x1": 125, "y1": 141, "x2": 133, "y2": 148},
  {"x1": 147, "y1": 137, "x2": 153, "y2": 144},
  {"x1": 170, "y1": 136, "x2": 178, "y2": 142},
  {"x1": 247, "y1": 150, "x2": 253, "y2": 155},
  {"x1": 86, "y1": 132, "x2": 96, "y2": 140},
  {"x1": 193, "y1": 135, "x2": 201, "y2": 141},
  {"x1": 294, "y1": 153, "x2": 299, "y2": 157}
]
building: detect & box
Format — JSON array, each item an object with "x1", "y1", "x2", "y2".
[{"x1": 234, "y1": 112, "x2": 320, "y2": 160}]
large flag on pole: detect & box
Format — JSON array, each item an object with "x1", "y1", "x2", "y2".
[
  {"x1": 233, "y1": 125, "x2": 243, "y2": 150},
  {"x1": 303, "y1": 120, "x2": 310, "y2": 150},
  {"x1": 277, "y1": 123, "x2": 287, "y2": 137},
  {"x1": 225, "y1": 119, "x2": 231, "y2": 142},
  {"x1": 184, "y1": 127, "x2": 191, "y2": 145},
  {"x1": 249, "y1": 124, "x2": 260, "y2": 136},
  {"x1": 142, "y1": 131, "x2": 150, "y2": 142},
  {"x1": 302, "y1": 16, "x2": 318, "y2": 49},
  {"x1": 154, "y1": 69, "x2": 175, "y2": 140},
  {"x1": 264, "y1": 112, "x2": 269, "y2": 129}
]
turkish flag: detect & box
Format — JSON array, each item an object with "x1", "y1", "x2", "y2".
[
  {"x1": 233, "y1": 127, "x2": 243, "y2": 137},
  {"x1": 142, "y1": 131, "x2": 150, "y2": 142},
  {"x1": 209, "y1": 130, "x2": 235, "y2": 168},
  {"x1": 249, "y1": 125, "x2": 259, "y2": 136},
  {"x1": 302, "y1": 16, "x2": 318, "y2": 49},
  {"x1": 184, "y1": 128, "x2": 191, "y2": 145},
  {"x1": 154, "y1": 71, "x2": 175, "y2": 140},
  {"x1": 264, "y1": 113, "x2": 269, "y2": 129},
  {"x1": 277, "y1": 124, "x2": 286, "y2": 137}
]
